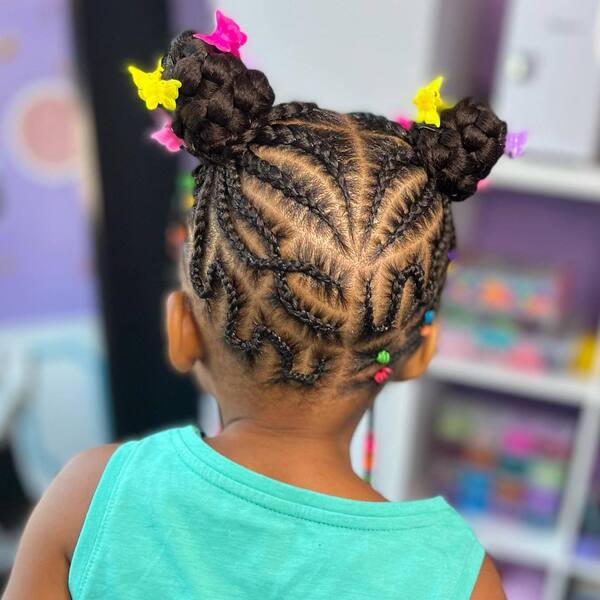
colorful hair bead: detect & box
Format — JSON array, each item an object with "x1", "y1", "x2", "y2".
[
  {"x1": 420, "y1": 324, "x2": 433, "y2": 337},
  {"x1": 376, "y1": 349, "x2": 390, "y2": 365},
  {"x1": 423, "y1": 309, "x2": 436, "y2": 325},
  {"x1": 194, "y1": 10, "x2": 248, "y2": 58},
  {"x1": 374, "y1": 366, "x2": 392, "y2": 384},
  {"x1": 413, "y1": 76, "x2": 445, "y2": 127},
  {"x1": 128, "y1": 58, "x2": 182, "y2": 111},
  {"x1": 447, "y1": 249, "x2": 458, "y2": 262},
  {"x1": 150, "y1": 119, "x2": 184, "y2": 152}
]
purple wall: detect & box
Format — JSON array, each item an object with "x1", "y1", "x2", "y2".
[{"x1": 0, "y1": 0, "x2": 98, "y2": 324}]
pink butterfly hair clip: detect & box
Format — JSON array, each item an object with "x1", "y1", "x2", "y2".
[
  {"x1": 194, "y1": 10, "x2": 248, "y2": 58},
  {"x1": 504, "y1": 130, "x2": 528, "y2": 158},
  {"x1": 150, "y1": 118, "x2": 184, "y2": 153},
  {"x1": 395, "y1": 114, "x2": 413, "y2": 130}
]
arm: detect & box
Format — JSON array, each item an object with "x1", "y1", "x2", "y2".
[
  {"x1": 470, "y1": 555, "x2": 506, "y2": 600},
  {"x1": 2, "y1": 444, "x2": 119, "y2": 600}
]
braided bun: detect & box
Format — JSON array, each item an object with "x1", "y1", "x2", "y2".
[
  {"x1": 162, "y1": 31, "x2": 275, "y2": 160},
  {"x1": 412, "y1": 98, "x2": 507, "y2": 201}
]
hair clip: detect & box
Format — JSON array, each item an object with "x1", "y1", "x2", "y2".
[
  {"x1": 128, "y1": 58, "x2": 182, "y2": 111},
  {"x1": 504, "y1": 130, "x2": 528, "y2": 158},
  {"x1": 395, "y1": 114, "x2": 413, "y2": 130},
  {"x1": 413, "y1": 76, "x2": 446, "y2": 127},
  {"x1": 150, "y1": 119, "x2": 184, "y2": 152},
  {"x1": 477, "y1": 178, "x2": 491, "y2": 192},
  {"x1": 374, "y1": 366, "x2": 392, "y2": 384},
  {"x1": 194, "y1": 10, "x2": 247, "y2": 58}
]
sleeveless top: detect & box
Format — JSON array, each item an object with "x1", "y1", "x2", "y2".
[{"x1": 68, "y1": 425, "x2": 484, "y2": 599}]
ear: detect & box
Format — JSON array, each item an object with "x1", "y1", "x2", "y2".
[
  {"x1": 397, "y1": 322, "x2": 439, "y2": 381},
  {"x1": 165, "y1": 290, "x2": 203, "y2": 373}
]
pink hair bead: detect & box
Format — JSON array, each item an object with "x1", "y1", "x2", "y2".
[
  {"x1": 420, "y1": 324, "x2": 433, "y2": 337},
  {"x1": 374, "y1": 366, "x2": 392, "y2": 384}
]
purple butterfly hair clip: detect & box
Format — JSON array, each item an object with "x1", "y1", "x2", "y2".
[{"x1": 504, "y1": 130, "x2": 528, "y2": 159}]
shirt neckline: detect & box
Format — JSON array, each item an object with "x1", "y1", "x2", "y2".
[{"x1": 175, "y1": 424, "x2": 449, "y2": 530}]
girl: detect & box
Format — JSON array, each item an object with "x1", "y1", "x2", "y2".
[{"x1": 5, "y1": 15, "x2": 507, "y2": 600}]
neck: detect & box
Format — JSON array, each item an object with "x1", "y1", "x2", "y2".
[{"x1": 203, "y1": 416, "x2": 386, "y2": 502}]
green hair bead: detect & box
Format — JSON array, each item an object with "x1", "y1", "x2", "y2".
[{"x1": 376, "y1": 350, "x2": 390, "y2": 365}]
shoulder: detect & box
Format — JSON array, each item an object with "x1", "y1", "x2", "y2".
[
  {"x1": 470, "y1": 555, "x2": 506, "y2": 600},
  {"x1": 424, "y1": 502, "x2": 504, "y2": 598},
  {"x1": 55, "y1": 443, "x2": 122, "y2": 556},
  {"x1": 3, "y1": 444, "x2": 120, "y2": 599}
]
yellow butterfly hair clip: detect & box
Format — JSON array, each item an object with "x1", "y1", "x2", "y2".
[
  {"x1": 127, "y1": 58, "x2": 182, "y2": 111},
  {"x1": 412, "y1": 76, "x2": 448, "y2": 127}
]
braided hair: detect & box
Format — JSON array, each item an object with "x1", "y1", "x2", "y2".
[{"x1": 163, "y1": 31, "x2": 507, "y2": 389}]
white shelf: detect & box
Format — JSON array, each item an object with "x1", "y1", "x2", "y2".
[
  {"x1": 491, "y1": 157, "x2": 600, "y2": 202},
  {"x1": 427, "y1": 356, "x2": 591, "y2": 405},
  {"x1": 466, "y1": 514, "x2": 566, "y2": 570},
  {"x1": 569, "y1": 556, "x2": 600, "y2": 585}
]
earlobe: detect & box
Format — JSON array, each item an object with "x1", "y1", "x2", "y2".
[{"x1": 166, "y1": 291, "x2": 203, "y2": 373}]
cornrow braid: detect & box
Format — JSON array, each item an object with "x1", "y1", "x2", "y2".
[
  {"x1": 205, "y1": 256, "x2": 330, "y2": 385},
  {"x1": 253, "y1": 124, "x2": 355, "y2": 238},
  {"x1": 226, "y1": 167, "x2": 344, "y2": 291},
  {"x1": 349, "y1": 112, "x2": 409, "y2": 141},
  {"x1": 363, "y1": 149, "x2": 417, "y2": 244},
  {"x1": 359, "y1": 264, "x2": 426, "y2": 341},
  {"x1": 188, "y1": 167, "x2": 216, "y2": 299},
  {"x1": 240, "y1": 151, "x2": 348, "y2": 251},
  {"x1": 374, "y1": 181, "x2": 439, "y2": 258}
]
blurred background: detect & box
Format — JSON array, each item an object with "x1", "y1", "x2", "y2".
[{"x1": 1, "y1": 1, "x2": 600, "y2": 599}]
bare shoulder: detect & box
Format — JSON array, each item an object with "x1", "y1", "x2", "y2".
[
  {"x1": 470, "y1": 555, "x2": 506, "y2": 600},
  {"x1": 52, "y1": 443, "x2": 121, "y2": 554},
  {"x1": 2, "y1": 444, "x2": 120, "y2": 600}
]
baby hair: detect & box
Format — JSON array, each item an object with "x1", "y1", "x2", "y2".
[{"x1": 158, "y1": 30, "x2": 506, "y2": 390}]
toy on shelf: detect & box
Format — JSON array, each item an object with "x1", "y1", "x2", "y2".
[
  {"x1": 571, "y1": 334, "x2": 598, "y2": 376},
  {"x1": 430, "y1": 391, "x2": 575, "y2": 528},
  {"x1": 443, "y1": 258, "x2": 568, "y2": 328},
  {"x1": 438, "y1": 256, "x2": 595, "y2": 376}
]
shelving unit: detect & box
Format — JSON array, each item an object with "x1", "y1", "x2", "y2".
[
  {"x1": 428, "y1": 356, "x2": 591, "y2": 405},
  {"x1": 569, "y1": 557, "x2": 600, "y2": 586},
  {"x1": 372, "y1": 156, "x2": 600, "y2": 600},
  {"x1": 491, "y1": 157, "x2": 600, "y2": 203}
]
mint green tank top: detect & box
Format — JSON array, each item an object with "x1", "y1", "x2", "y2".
[{"x1": 69, "y1": 426, "x2": 484, "y2": 599}]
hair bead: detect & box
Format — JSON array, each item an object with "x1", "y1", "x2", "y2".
[
  {"x1": 376, "y1": 350, "x2": 391, "y2": 365},
  {"x1": 423, "y1": 309, "x2": 436, "y2": 325},
  {"x1": 374, "y1": 366, "x2": 392, "y2": 384}
]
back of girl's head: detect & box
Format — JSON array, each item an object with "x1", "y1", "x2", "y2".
[{"x1": 158, "y1": 29, "x2": 506, "y2": 393}]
